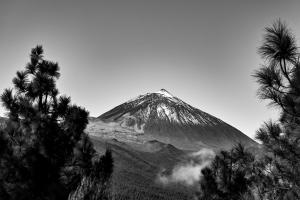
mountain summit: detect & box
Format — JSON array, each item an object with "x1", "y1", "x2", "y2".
[
  {"x1": 100, "y1": 89, "x2": 222, "y2": 126},
  {"x1": 88, "y1": 89, "x2": 257, "y2": 150},
  {"x1": 155, "y1": 88, "x2": 175, "y2": 97}
]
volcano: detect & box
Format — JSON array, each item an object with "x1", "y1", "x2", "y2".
[
  {"x1": 87, "y1": 89, "x2": 257, "y2": 150},
  {"x1": 86, "y1": 89, "x2": 259, "y2": 199}
]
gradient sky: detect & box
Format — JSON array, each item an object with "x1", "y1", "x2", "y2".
[{"x1": 1, "y1": 0, "x2": 300, "y2": 139}]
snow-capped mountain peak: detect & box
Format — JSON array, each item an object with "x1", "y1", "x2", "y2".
[
  {"x1": 98, "y1": 89, "x2": 222, "y2": 127},
  {"x1": 155, "y1": 89, "x2": 174, "y2": 98},
  {"x1": 88, "y1": 89, "x2": 257, "y2": 150}
]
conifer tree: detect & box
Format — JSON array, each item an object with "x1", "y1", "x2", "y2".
[
  {"x1": 198, "y1": 19, "x2": 300, "y2": 200},
  {"x1": 198, "y1": 144, "x2": 255, "y2": 200},
  {"x1": 0, "y1": 46, "x2": 106, "y2": 200},
  {"x1": 253, "y1": 19, "x2": 300, "y2": 199},
  {"x1": 68, "y1": 149, "x2": 114, "y2": 200}
]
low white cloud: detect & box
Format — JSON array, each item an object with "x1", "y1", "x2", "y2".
[{"x1": 157, "y1": 148, "x2": 215, "y2": 186}]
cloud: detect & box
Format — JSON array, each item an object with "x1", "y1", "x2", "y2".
[{"x1": 157, "y1": 148, "x2": 215, "y2": 186}]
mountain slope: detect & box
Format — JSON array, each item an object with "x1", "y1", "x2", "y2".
[
  {"x1": 90, "y1": 136, "x2": 193, "y2": 200},
  {"x1": 89, "y1": 89, "x2": 257, "y2": 150}
]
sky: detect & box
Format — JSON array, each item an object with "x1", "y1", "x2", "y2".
[{"x1": 0, "y1": 0, "x2": 300, "y2": 139}]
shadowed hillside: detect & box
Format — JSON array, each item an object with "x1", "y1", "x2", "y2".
[{"x1": 90, "y1": 136, "x2": 194, "y2": 200}]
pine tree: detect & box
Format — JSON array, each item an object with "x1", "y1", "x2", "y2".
[
  {"x1": 0, "y1": 46, "x2": 101, "y2": 200},
  {"x1": 198, "y1": 19, "x2": 300, "y2": 200},
  {"x1": 253, "y1": 19, "x2": 300, "y2": 199},
  {"x1": 68, "y1": 149, "x2": 114, "y2": 200},
  {"x1": 198, "y1": 144, "x2": 255, "y2": 200}
]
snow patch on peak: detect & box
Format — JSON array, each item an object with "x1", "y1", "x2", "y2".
[
  {"x1": 155, "y1": 89, "x2": 174, "y2": 98},
  {"x1": 157, "y1": 103, "x2": 180, "y2": 123}
]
